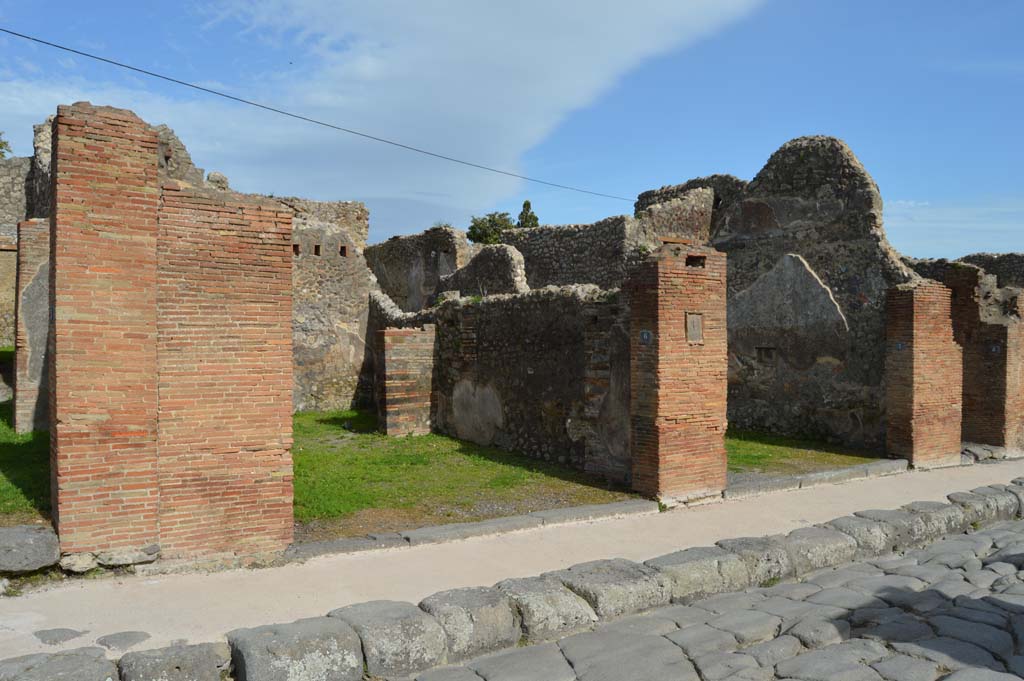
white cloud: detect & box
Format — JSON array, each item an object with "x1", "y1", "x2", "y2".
[
  {"x1": 884, "y1": 197, "x2": 1024, "y2": 259},
  {"x1": 0, "y1": 1, "x2": 762, "y2": 239}
]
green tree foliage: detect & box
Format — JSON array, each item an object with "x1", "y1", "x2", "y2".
[
  {"x1": 467, "y1": 211, "x2": 515, "y2": 244},
  {"x1": 0, "y1": 132, "x2": 10, "y2": 159},
  {"x1": 516, "y1": 200, "x2": 539, "y2": 230}
]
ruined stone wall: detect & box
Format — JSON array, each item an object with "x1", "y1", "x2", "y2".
[
  {"x1": 429, "y1": 286, "x2": 630, "y2": 482},
  {"x1": 628, "y1": 243, "x2": 728, "y2": 501},
  {"x1": 50, "y1": 102, "x2": 293, "y2": 559},
  {"x1": 885, "y1": 280, "x2": 962, "y2": 468},
  {"x1": 664, "y1": 137, "x2": 917, "y2": 448},
  {"x1": 365, "y1": 226, "x2": 472, "y2": 312},
  {"x1": 14, "y1": 219, "x2": 48, "y2": 433},
  {"x1": 288, "y1": 199, "x2": 376, "y2": 411},
  {"x1": 959, "y1": 253, "x2": 1024, "y2": 289},
  {"x1": 0, "y1": 157, "x2": 30, "y2": 240},
  {"x1": 436, "y1": 244, "x2": 529, "y2": 298},
  {"x1": 635, "y1": 175, "x2": 747, "y2": 235},
  {"x1": 0, "y1": 239, "x2": 14, "y2": 348}
]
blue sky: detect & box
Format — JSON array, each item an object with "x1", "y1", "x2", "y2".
[{"x1": 0, "y1": 1, "x2": 1020, "y2": 257}]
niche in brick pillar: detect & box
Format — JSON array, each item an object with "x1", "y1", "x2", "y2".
[
  {"x1": 885, "y1": 280, "x2": 963, "y2": 468},
  {"x1": 627, "y1": 241, "x2": 727, "y2": 503}
]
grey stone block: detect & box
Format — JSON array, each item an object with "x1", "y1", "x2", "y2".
[
  {"x1": 596, "y1": 613, "x2": 678, "y2": 637},
  {"x1": 929, "y1": 615, "x2": 1014, "y2": 660},
  {"x1": 862, "y1": 459, "x2": 909, "y2": 476},
  {"x1": 416, "y1": 667, "x2": 483, "y2": 681},
  {"x1": 715, "y1": 535, "x2": 793, "y2": 586},
  {"x1": 706, "y1": 610, "x2": 780, "y2": 645},
  {"x1": 0, "y1": 647, "x2": 117, "y2": 681},
  {"x1": 419, "y1": 587, "x2": 519, "y2": 662},
  {"x1": 723, "y1": 476, "x2": 801, "y2": 499},
  {"x1": 774, "y1": 639, "x2": 889, "y2": 681},
  {"x1": 284, "y1": 534, "x2": 407, "y2": 561},
  {"x1": 870, "y1": 654, "x2": 939, "y2": 681},
  {"x1": 743, "y1": 635, "x2": 803, "y2": 667},
  {"x1": 786, "y1": 618, "x2": 850, "y2": 648},
  {"x1": 401, "y1": 516, "x2": 542, "y2": 545},
  {"x1": 783, "y1": 526, "x2": 858, "y2": 575},
  {"x1": 941, "y1": 670, "x2": 1021, "y2": 680},
  {"x1": 119, "y1": 642, "x2": 230, "y2": 681},
  {"x1": 467, "y1": 643, "x2": 575, "y2": 681},
  {"x1": 690, "y1": 590, "x2": 765, "y2": 615},
  {"x1": 329, "y1": 600, "x2": 445, "y2": 679},
  {"x1": 97, "y1": 631, "x2": 150, "y2": 652},
  {"x1": 60, "y1": 552, "x2": 98, "y2": 574},
  {"x1": 892, "y1": 637, "x2": 1001, "y2": 671},
  {"x1": 854, "y1": 509, "x2": 930, "y2": 549},
  {"x1": 826, "y1": 516, "x2": 899, "y2": 558},
  {"x1": 558, "y1": 630, "x2": 699, "y2": 681},
  {"x1": 691, "y1": 651, "x2": 760, "y2": 681},
  {"x1": 807, "y1": 587, "x2": 888, "y2": 610},
  {"x1": 0, "y1": 525, "x2": 59, "y2": 574},
  {"x1": 33, "y1": 628, "x2": 87, "y2": 645},
  {"x1": 644, "y1": 546, "x2": 750, "y2": 602},
  {"x1": 858, "y1": 613, "x2": 935, "y2": 642},
  {"x1": 494, "y1": 575, "x2": 597, "y2": 643},
  {"x1": 949, "y1": 491, "x2": 1003, "y2": 526},
  {"x1": 95, "y1": 545, "x2": 160, "y2": 568},
  {"x1": 665, "y1": 623, "x2": 738, "y2": 657},
  {"x1": 528, "y1": 499, "x2": 658, "y2": 525},
  {"x1": 229, "y1": 616, "x2": 363, "y2": 681},
  {"x1": 546, "y1": 558, "x2": 671, "y2": 618},
  {"x1": 903, "y1": 500, "x2": 970, "y2": 537}
]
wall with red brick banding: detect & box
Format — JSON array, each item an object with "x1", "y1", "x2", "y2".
[{"x1": 376, "y1": 325, "x2": 436, "y2": 436}]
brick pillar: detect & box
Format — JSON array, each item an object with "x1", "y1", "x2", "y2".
[
  {"x1": 628, "y1": 242, "x2": 727, "y2": 503},
  {"x1": 50, "y1": 104, "x2": 161, "y2": 554},
  {"x1": 14, "y1": 218, "x2": 50, "y2": 433},
  {"x1": 377, "y1": 326, "x2": 436, "y2": 435},
  {"x1": 885, "y1": 281, "x2": 963, "y2": 468}
]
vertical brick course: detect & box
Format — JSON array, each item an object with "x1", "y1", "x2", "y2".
[
  {"x1": 377, "y1": 326, "x2": 436, "y2": 436},
  {"x1": 885, "y1": 281, "x2": 963, "y2": 468},
  {"x1": 14, "y1": 218, "x2": 50, "y2": 433},
  {"x1": 48, "y1": 102, "x2": 294, "y2": 559},
  {"x1": 628, "y1": 242, "x2": 728, "y2": 502}
]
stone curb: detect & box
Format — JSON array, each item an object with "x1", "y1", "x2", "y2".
[
  {"x1": 9, "y1": 473, "x2": 1024, "y2": 681},
  {"x1": 724, "y1": 459, "x2": 909, "y2": 500}
]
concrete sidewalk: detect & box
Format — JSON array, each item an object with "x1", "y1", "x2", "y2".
[{"x1": 3, "y1": 460, "x2": 1024, "y2": 659}]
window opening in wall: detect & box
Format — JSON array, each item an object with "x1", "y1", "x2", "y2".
[
  {"x1": 756, "y1": 346, "x2": 776, "y2": 363},
  {"x1": 339, "y1": 245, "x2": 348, "y2": 257},
  {"x1": 314, "y1": 244, "x2": 321, "y2": 256},
  {"x1": 686, "y1": 312, "x2": 704, "y2": 344},
  {"x1": 292, "y1": 244, "x2": 300, "y2": 256},
  {"x1": 686, "y1": 255, "x2": 706, "y2": 268}
]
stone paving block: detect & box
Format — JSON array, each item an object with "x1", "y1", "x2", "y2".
[
  {"x1": 706, "y1": 610, "x2": 781, "y2": 645},
  {"x1": 646, "y1": 604, "x2": 713, "y2": 628},
  {"x1": 941, "y1": 670, "x2": 1021, "y2": 680},
  {"x1": 723, "y1": 476, "x2": 801, "y2": 499},
  {"x1": 494, "y1": 575, "x2": 597, "y2": 642},
  {"x1": 983, "y1": 542, "x2": 1024, "y2": 569},
  {"x1": 902, "y1": 500, "x2": 971, "y2": 536},
  {"x1": 0, "y1": 525, "x2": 59, "y2": 574},
  {"x1": 401, "y1": 516, "x2": 543, "y2": 545},
  {"x1": 787, "y1": 618, "x2": 850, "y2": 648},
  {"x1": 846, "y1": 573, "x2": 927, "y2": 598},
  {"x1": 743, "y1": 634, "x2": 803, "y2": 667},
  {"x1": 691, "y1": 651, "x2": 759, "y2": 681},
  {"x1": 467, "y1": 643, "x2": 575, "y2": 681},
  {"x1": 528, "y1": 499, "x2": 659, "y2": 525},
  {"x1": 329, "y1": 601, "x2": 445, "y2": 679},
  {"x1": 419, "y1": 587, "x2": 520, "y2": 662},
  {"x1": 854, "y1": 509, "x2": 930, "y2": 550},
  {"x1": 33, "y1": 628, "x2": 86, "y2": 645},
  {"x1": 644, "y1": 546, "x2": 750, "y2": 601},
  {"x1": 596, "y1": 613, "x2": 678, "y2": 636},
  {"x1": 417, "y1": 666, "x2": 484, "y2": 681},
  {"x1": 691, "y1": 591, "x2": 765, "y2": 615},
  {"x1": 929, "y1": 614, "x2": 1014, "y2": 660},
  {"x1": 972, "y1": 486, "x2": 1021, "y2": 519},
  {"x1": 937, "y1": 604, "x2": 1008, "y2": 628},
  {"x1": 229, "y1": 616, "x2": 364, "y2": 681},
  {"x1": 751, "y1": 596, "x2": 821, "y2": 622},
  {"x1": 887, "y1": 562, "x2": 962, "y2": 584},
  {"x1": 716, "y1": 536, "x2": 794, "y2": 586},
  {"x1": 546, "y1": 558, "x2": 671, "y2": 618},
  {"x1": 879, "y1": 587, "x2": 949, "y2": 614},
  {"x1": 869, "y1": 654, "x2": 939, "y2": 681},
  {"x1": 283, "y1": 534, "x2": 408, "y2": 561},
  {"x1": 892, "y1": 637, "x2": 1001, "y2": 671},
  {"x1": 0, "y1": 647, "x2": 116, "y2": 681},
  {"x1": 558, "y1": 630, "x2": 699, "y2": 681},
  {"x1": 827, "y1": 516, "x2": 899, "y2": 558},
  {"x1": 119, "y1": 642, "x2": 231, "y2": 681},
  {"x1": 97, "y1": 631, "x2": 150, "y2": 652},
  {"x1": 774, "y1": 639, "x2": 889, "y2": 681},
  {"x1": 665, "y1": 623, "x2": 738, "y2": 658},
  {"x1": 949, "y1": 491, "x2": 1003, "y2": 526},
  {"x1": 807, "y1": 587, "x2": 888, "y2": 610},
  {"x1": 783, "y1": 526, "x2": 858, "y2": 575},
  {"x1": 857, "y1": 613, "x2": 935, "y2": 642},
  {"x1": 762, "y1": 581, "x2": 822, "y2": 600},
  {"x1": 806, "y1": 565, "x2": 883, "y2": 589}
]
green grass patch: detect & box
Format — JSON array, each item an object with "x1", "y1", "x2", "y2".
[
  {"x1": 726, "y1": 428, "x2": 881, "y2": 475},
  {"x1": 0, "y1": 346, "x2": 13, "y2": 365},
  {"x1": 0, "y1": 401, "x2": 51, "y2": 525}
]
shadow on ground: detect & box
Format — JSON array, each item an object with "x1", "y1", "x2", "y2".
[{"x1": 0, "y1": 400, "x2": 50, "y2": 525}]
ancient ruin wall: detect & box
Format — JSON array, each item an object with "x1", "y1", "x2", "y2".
[
  {"x1": 289, "y1": 199, "x2": 376, "y2": 411},
  {"x1": 50, "y1": 102, "x2": 294, "y2": 559},
  {"x1": 430, "y1": 287, "x2": 630, "y2": 482},
  {"x1": 635, "y1": 174, "x2": 747, "y2": 235},
  {"x1": 959, "y1": 253, "x2": 1024, "y2": 289},
  {"x1": 436, "y1": 244, "x2": 529, "y2": 298},
  {"x1": 671, "y1": 136, "x2": 917, "y2": 447},
  {"x1": 365, "y1": 226, "x2": 473, "y2": 312},
  {"x1": 14, "y1": 218, "x2": 49, "y2": 433},
  {"x1": 0, "y1": 156, "x2": 30, "y2": 240}
]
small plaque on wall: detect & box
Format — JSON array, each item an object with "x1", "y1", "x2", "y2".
[
  {"x1": 686, "y1": 312, "x2": 704, "y2": 344},
  {"x1": 639, "y1": 329, "x2": 653, "y2": 345}
]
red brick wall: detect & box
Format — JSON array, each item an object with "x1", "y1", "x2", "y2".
[
  {"x1": 49, "y1": 102, "x2": 294, "y2": 558},
  {"x1": 628, "y1": 243, "x2": 727, "y2": 502},
  {"x1": 376, "y1": 326, "x2": 436, "y2": 436},
  {"x1": 50, "y1": 104, "x2": 162, "y2": 554},
  {"x1": 156, "y1": 184, "x2": 294, "y2": 556},
  {"x1": 885, "y1": 281, "x2": 963, "y2": 468},
  {"x1": 14, "y1": 218, "x2": 50, "y2": 433}
]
